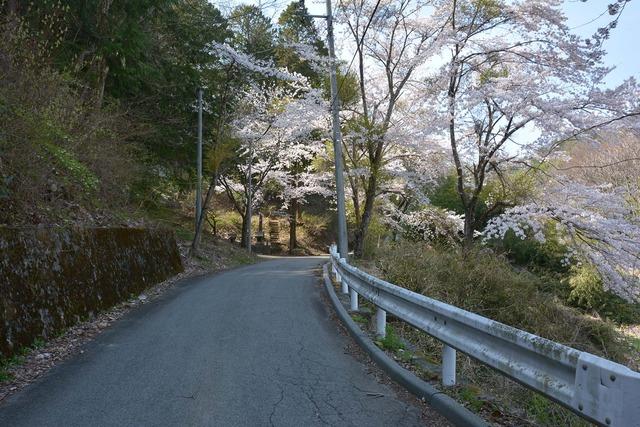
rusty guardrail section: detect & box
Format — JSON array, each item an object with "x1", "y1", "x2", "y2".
[{"x1": 329, "y1": 245, "x2": 640, "y2": 427}]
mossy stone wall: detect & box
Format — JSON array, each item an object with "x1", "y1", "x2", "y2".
[{"x1": 0, "y1": 227, "x2": 183, "y2": 357}]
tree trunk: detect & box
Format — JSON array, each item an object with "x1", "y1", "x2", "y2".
[
  {"x1": 241, "y1": 205, "x2": 251, "y2": 249},
  {"x1": 353, "y1": 173, "x2": 377, "y2": 258},
  {"x1": 94, "y1": 61, "x2": 109, "y2": 108},
  {"x1": 207, "y1": 215, "x2": 217, "y2": 237},
  {"x1": 463, "y1": 204, "x2": 476, "y2": 248},
  {"x1": 190, "y1": 172, "x2": 217, "y2": 256},
  {"x1": 92, "y1": 0, "x2": 112, "y2": 109},
  {"x1": 288, "y1": 199, "x2": 298, "y2": 254}
]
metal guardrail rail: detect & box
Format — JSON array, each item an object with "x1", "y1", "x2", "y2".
[{"x1": 329, "y1": 245, "x2": 640, "y2": 427}]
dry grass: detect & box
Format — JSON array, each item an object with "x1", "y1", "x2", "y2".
[
  {"x1": 377, "y1": 241, "x2": 630, "y2": 362},
  {"x1": 365, "y1": 241, "x2": 638, "y2": 426}
]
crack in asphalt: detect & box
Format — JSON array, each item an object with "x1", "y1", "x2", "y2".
[
  {"x1": 268, "y1": 384, "x2": 285, "y2": 427},
  {"x1": 300, "y1": 384, "x2": 331, "y2": 426},
  {"x1": 321, "y1": 390, "x2": 350, "y2": 426}
]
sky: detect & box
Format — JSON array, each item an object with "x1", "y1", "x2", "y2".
[
  {"x1": 563, "y1": 0, "x2": 640, "y2": 87},
  {"x1": 221, "y1": 0, "x2": 640, "y2": 89}
]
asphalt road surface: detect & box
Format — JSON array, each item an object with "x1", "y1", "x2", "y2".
[{"x1": 0, "y1": 256, "x2": 445, "y2": 426}]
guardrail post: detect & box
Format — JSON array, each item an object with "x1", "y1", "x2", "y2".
[
  {"x1": 340, "y1": 258, "x2": 348, "y2": 294},
  {"x1": 330, "y1": 244, "x2": 640, "y2": 425},
  {"x1": 350, "y1": 288, "x2": 358, "y2": 311},
  {"x1": 442, "y1": 345, "x2": 456, "y2": 386},
  {"x1": 376, "y1": 307, "x2": 386, "y2": 337}
]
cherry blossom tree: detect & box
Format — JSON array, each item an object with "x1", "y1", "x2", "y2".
[
  {"x1": 336, "y1": 0, "x2": 447, "y2": 257},
  {"x1": 187, "y1": 36, "x2": 322, "y2": 252},
  {"x1": 554, "y1": 130, "x2": 640, "y2": 213},
  {"x1": 483, "y1": 128, "x2": 640, "y2": 302},
  {"x1": 382, "y1": 146, "x2": 451, "y2": 211},
  {"x1": 415, "y1": 0, "x2": 640, "y2": 246},
  {"x1": 268, "y1": 89, "x2": 333, "y2": 253},
  {"x1": 218, "y1": 83, "x2": 291, "y2": 248},
  {"x1": 270, "y1": 140, "x2": 332, "y2": 253},
  {"x1": 484, "y1": 179, "x2": 640, "y2": 302},
  {"x1": 189, "y1": 39, "x2": 304, "y2": 254},
  {"x1": 578, "y1": 0, "x2": 632, "y2": 49},
  {"x1": 388, "y1": 205, "x2": 464, "y2": 246},
  {"x1": 218, "y1": 82, "x2": 331, "y2": 248}
]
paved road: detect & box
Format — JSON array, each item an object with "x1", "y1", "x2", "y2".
[{"x1": 0, "y1": 257, "x2": 439, "y2": 426}]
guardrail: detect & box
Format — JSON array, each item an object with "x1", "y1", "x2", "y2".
[{"x1": 329, "y1": 245, "x2": 640, "y2": 427}]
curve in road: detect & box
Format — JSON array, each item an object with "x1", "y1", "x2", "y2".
[{"x1": 0, "y1": 256, "x2": 446, "y2": 426}]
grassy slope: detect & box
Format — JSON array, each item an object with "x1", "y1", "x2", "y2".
[{"x1": 355, "y1": 241, "x2": 639, "y2": 426}]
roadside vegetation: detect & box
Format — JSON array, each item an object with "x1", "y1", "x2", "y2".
[
  {"x1": 2, "y1": 0, "x2": 639, "y2": 424},
  {"x1": 0, "y1": 1, "x2": 338, "y2": 254},
  {"x1": 351, "y1": 233, "x2": 639, "y2": 425},
  {"x1": 377, "y1": 242, "x2": 634, "y2": 363}
]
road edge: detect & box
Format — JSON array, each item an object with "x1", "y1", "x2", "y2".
[
  {"x1": 0, "y1": 255, "x2": 263, "y2": 405},
  {"x1": 322, "y1": 263, "x2": 488, "y2": 427}
]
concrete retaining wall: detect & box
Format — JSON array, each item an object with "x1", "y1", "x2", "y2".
[{"x1": 0, "y1": 227, "x2": 183, "y2": 357}]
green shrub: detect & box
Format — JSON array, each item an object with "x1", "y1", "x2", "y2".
[
  {"x1": 429, "y1": 175, "x2": 488, "y2": 220},
  {"x1": 299, "y1": 213, "x2": 333, "y2": 251},
  {"x1": 497, "y1": 228, "x2": 567, "y2": 273},
  {"x1": 566, "y1": 265, "x2": 640, "y2": 325},
  {"x1": 490, "y1": 229, "x2": 640, "y2": 326},
  {"x1": 362, "y1": 214, "x2": 390, "y2": 260},
  {"x1": 43, "y1": 142, "x2": 99, "y2": 192},
  {"x1": 377, "y1": 325, "x2": 405, "y2": 352},
  {"x1": 215, "y1": 211, "x2": 243, "y2": 237},
  {"x1": 375, "y1": 241, "x2": 637, "y2": 424},
  {"x1": 351, "y1": 314, "x2": 368, "y2": 324},
  {"x1": 526, "y1": 394, "x2": 564, "y2": 426},
  {"x1": 458, "y1": 385, "x2": 484, "y2": 412},
  {"x1": 568, "y1": 264, "x2": 605, "y2": 308}
]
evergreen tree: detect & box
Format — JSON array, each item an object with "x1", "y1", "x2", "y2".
[
  {"x1": 228, "y1": 5, "x2": 276, "y2": 61},
  {"x1": 276, "y1": 1, "x2": 328, "y2": 87}
]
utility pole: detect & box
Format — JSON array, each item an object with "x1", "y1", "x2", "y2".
[
  {"x1": 306, "y1": 0, "x2": 349, "y2": 259},
  {"x1": 245, "y1": 141, "x2": 253, "y2": 252},
  {"x1": 195, "y1": 87, "x2": 203, "y2": 245}
]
